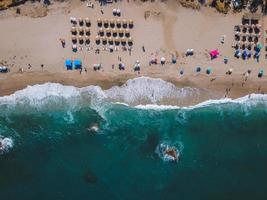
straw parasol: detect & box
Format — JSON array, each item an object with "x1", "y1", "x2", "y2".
[
  {"x1": 118, "y1": 29, "x2": 124, "y2": 37},
  {"x1": 71, "y1": 27, "x2": 77, "y2": 34},
  {"x1": 95, "y1": 36, "x2": 100, "y2": 44},
  {"x1": 102, "y1": 36, "x2": 107, "y2": 45},
  {"x1": 97, "y1": 18, "x2": 102, "y2": 27},
  {"x1": 79, "y1": 17, "x2": 83, "y2": 26},
  {"x1": 114, "y1": 37, "x2": 120, "y2": 45},
  {"x1": 85, "y1": 27, "x2": 90, "y2": 36},
  {"x1": 79, "y1": 27, "x2": 84, "y2": 35},
  {"x1": 128, "y1": 19, "x2": 134, "y2": 28},
  {"x1": 85, "y1": 18, "x2": 91, "y2": 27},
  {"x1": 85, "y1": 36, "x2": 90, "y2": 44},
  {"x1": 78, "y1": 36, "x2": 83, "y2": 44},
  {"x1": 99, "y1": 28, "x2": 104, "y2": 36},
  {"x1": 108, "y1": 38, "x2": 114, "y2": 45},
  {"x1": 109, "y1": 19, "x2": 115, "y2": 27},
  {"x1": 106, "y1": 28, "x2": 111, "y2": 37},
  {"x1": 121, "y1": 37, "x2": 126, "y2": 46},
  {"x1": 128, "y1": 37, "x2": 133, "y2": 45},
  {"x1": 71, "y1": 36, "x2": 77, "y2": 43},
  {"x1": 125, "y1": 29, "x2": 130, "y2": 37},
  {"x1": 103, "y1": 19, "x2": 109, "y2": 28},
  {"x1": 112, "y1": 28, "x2": 118, "y2": 37},
  {"x1": 122, "y1": 19, "x2": 127, "y2": 28},
  {"x1": 116, "y1": 19, "x2": 121, "y2": 28}
]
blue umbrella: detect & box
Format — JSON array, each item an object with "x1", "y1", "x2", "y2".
[
  {"x1": 74, "y1": 59, "x2": 82, "y2": 69},
  {"x1": 206, "y1": 67, "x2": 212, "y2": 75},
  {"x1": 65, "y1": 60, "x2": 73, "y2": 70}
]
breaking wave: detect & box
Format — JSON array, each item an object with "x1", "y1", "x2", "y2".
[{"x1": 0, "y1": 77, "x2": 266, "y2": 114}]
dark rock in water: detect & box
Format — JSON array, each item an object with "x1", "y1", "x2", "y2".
[{"x1": 84, "y1": 170, "x2": 98, "y2": 184}]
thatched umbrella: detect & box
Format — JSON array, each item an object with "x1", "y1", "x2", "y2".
[
  {"x1": 116, "y1": 19, "x2": 121, "y2": 28},
  {"x1": 106, "y1": 28, "x2": 111, "y2": 37},
  {"x1": 95, "y1": 36, "x2": 100, "y2": 45},
  {"x1": 122, "y1": 19, "x2": 127, "y2": 28},
  {"x1": 79, "y1": 27, "x2": 84, "y2": 35},
  {"x1": 125, "y1": 29, "x2": 130, "y2": 37},
  {"x1": 79, "y1": 17, "x2": 84, "y2": 26},
  {"x1": 97, "y1": 18, "x2": 102, "y2": 27},
  {"x1": 109, "y1": 19, "x2": 115, "y2": 28},
  {"x1": 85, "y1": 18, "x2": 91, "y2": 27},
  {"x1": 99, "y1": 28, "x2": 104, "y2": 36},
  {"x1": 118, "y1": 29, "x2": 124, "y2": 37},
  {"x1": 71, "y1": 27, "x2": 77, "y2": 35},
  {"x1": 71, "y1": 36, "x2": 77, "y2": 44},
  {"x1": 78, "y1": 36, "x2": 84, "y2": 44},
  {"x1": 85, "y1": 27, "x2": 90, "y2": 36},
  {"x1": 112, "y1": 28, "x2": 118, "y2": 37},
  {"x1": 108, "y1": 38, "x2": 113, "y2": 45},
  {"x1": 103, "y1": 19, "x2": 109, "y2": 28},
  {"x1": 102, "y1": 36, "x2": 107, "y2": 45},
  {"x1": 115, "y1": 37, "x2": 120, "y2": 46},
  {"x1": 128, "y1": 37, "x2": 133, "y2": 46},
  {"x1": 121, "y1": 37, "x2": 126, "y2": 46},
  {"x1": 128, "y1": 19, "x2": 134, "y2": 28},
  {"x1": 85, "y1": 36, "x2": 90, "y2": 45}
]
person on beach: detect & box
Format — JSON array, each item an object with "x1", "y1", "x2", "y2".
[
  {"x1": 41, "y1": 64, "x2": 44, "y2": 70},
  {"x1": 59, "y1": 38, "x2": 66, "y2": 48},
  {"x1": 142, "y1": 46, "x2": 146, "y2": 52},
  {"x1": 28, "y1": 64, "x2": 32, "y2": 69}
]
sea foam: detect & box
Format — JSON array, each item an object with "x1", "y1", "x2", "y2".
[{"x1": 0, "y1": 77, "x2": 266, "y2": 113}]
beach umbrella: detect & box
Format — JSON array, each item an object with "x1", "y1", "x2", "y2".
[
  {"x1": 160, "y1": 57, "x2": 166, "y2": 64},
  {"x1": 106, "y1": 28, "x2": 111, "y2": 37},
  {"x1": 71, "y1": 36, "x2": 77, "y2": 44},
  {"x1": 116, "y1": 9, "x2": 121, "y2": 16},
  {"x1": 65, "y1": 59, "x2": 73, "y2": 70},
  {"x1": 85, "y1": 36, "x2": 90, "y2": 45},
  {"x1": 99, "y1": 28, "x2": 104, "y2": 36},
  {"x1": 71, "y1": 27, "x2": 77, "y2": 35},
  {"x1": 196, "y1": 66, "x2": 201, "y2": 72},
  {"x1": 108, "y1": 38, "x2": 114, "y2": 45},
  {"x1": 121, "y1": 37, "x2": 126, "y2": 46},
  {"x1": 125, "y1": 29, "x2": 130, "y2": 37},
  {"x1": 103, "y1": 19, "x2": 109, "y2": 28},
  {"x1": 79, "y1": 18, "x2": 83, "y2": 26},
  {"x1": 112, "y1": 28, "x2": 118, "y2": 37},
  {"x1": 229, "y1": 68, "x2": 233, "y2": 74},
  {"x1": 85, "y1": 27, "x2": 90, "y2": 36},
  {"x1": 97, "y1": 18, "x2": 102, "y2": 27},
  {"x1": 116, "y1": 19, "x2": 121, "y2": 28},
  {"x1": 118, "y1": 29, "x2": 124, "y2": 37},
  {"x1": 72, "y1": 44, "x2": 77, "y2": 52},
  {"x1": 95, "y1": 36, "x2": 100, "y2": 45},
  {"x1": 206, "y1": 67, "x2": 212, "y2": 75},
  {"x1": 114, "y1": 37, "x2": 120, "y2": 46},
  {"x1": 128, "y1": 19, "x2": 134, "y2": 28},
  {"x1": 109, "y1": 19, "x2": 115, "y2": 27},
  {"x1": 112, "y1": 9, "x2": 117, "y2": 16},
  {"x1": 79, "y1": 27, "x2": 84, "y2": 35},
  {"x1": 122, "y1": 19, "x2": 127, "y2": 28},
  {"x1": 102, "y1": 36, "x2": 107, "y2": 44},
  {"x1": 128, "y1": 37, "x2": 133, "y2": 46},
  {"x1": 258, "y1": 69, "x2": 264, "y2": 78},
  {"x1": 85, "y1": 18, "x2": 91, "y2": 27},
  {"x1": 180, "y1": 70, "x2": 184, "y2": 75}
]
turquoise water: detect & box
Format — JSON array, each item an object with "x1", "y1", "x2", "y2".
[{"x1": 0, "y1": 79, "x2": 267, "y2": 200}]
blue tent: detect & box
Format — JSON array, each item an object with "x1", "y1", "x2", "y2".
[
  {"x1": 65, "y1": 60, "x2": 73, "y2": 70},
  {"x1": 74, "y1": 59, "x2": 82, "y2": 69}
]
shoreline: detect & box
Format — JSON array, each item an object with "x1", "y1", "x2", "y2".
[{"x1": 0, "y1": 1, "x2": 267, "y2": 103}]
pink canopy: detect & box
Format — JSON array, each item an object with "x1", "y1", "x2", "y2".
[{"x1": 210, "y1": 50, "x2": 219, "y2": 58}]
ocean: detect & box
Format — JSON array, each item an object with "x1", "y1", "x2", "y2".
[{"x1": 0, "y1": 77, "x2": 267, "y2": 200}]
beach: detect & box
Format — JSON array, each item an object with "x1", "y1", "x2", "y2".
[{"x1": 0, "y1": 0, "x2": 266, "y2": 103}]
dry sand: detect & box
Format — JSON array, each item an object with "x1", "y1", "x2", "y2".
[{"x1": 0, "y1": 0, "x2": 267, "y2": 103}]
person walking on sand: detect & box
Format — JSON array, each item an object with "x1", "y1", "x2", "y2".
[
  {"x1": 41, "y1": 64, "x2": 44, "y2": 71},
  {"x1": 59, "y1": 38, "x2": 66, "y2": 48},
  {"x1": 142, "y1": 46, "x2": 146, "y2": 52}
]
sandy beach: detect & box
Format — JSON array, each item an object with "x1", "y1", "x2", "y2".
[{"x1": 0, "y1": 0, "x2": 267, "y2": 104}]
